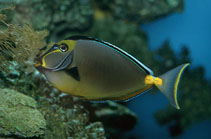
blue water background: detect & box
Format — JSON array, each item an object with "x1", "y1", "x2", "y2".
[
  {"x1": 142, "y1": 0, "x2": 211, "y2": 79},
  {"x1": 127, "y1": 0, "x2": 211, "y2": 138}
]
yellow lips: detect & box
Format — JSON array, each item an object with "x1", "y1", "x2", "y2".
[{"x1": 34, "y1": 59, "x2": 41, "y2": 67}]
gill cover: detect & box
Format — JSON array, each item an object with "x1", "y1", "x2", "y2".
[{"x1": 41, "y1": 40, "x2": 76, "y2": 71}]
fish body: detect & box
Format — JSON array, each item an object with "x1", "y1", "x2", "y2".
[{"x1": 35, "y1": 36, "x2": 189, "y2": 109}]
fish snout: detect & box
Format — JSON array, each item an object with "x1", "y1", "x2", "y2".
[{"x1": 34, "y1": 56, "x2": 42, "y2": 68}]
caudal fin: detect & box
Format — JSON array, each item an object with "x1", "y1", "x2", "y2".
[{"x1": 156, "y1": 63, "x2": 190, "y2": 109}]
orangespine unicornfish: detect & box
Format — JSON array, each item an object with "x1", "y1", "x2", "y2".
[{"x1": 34, "y1": 36, "x2": 189, "y2": 109}]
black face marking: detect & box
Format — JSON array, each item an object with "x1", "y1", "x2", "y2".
[{"x1": 65, "y1": 67, "x2": 80, "y2": 81}]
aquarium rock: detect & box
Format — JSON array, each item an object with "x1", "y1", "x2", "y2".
[
  {"x1": 9, "y1": 0, "x2": 93, "y2": 40},
  {"x1": 89, "y1": 101, "x2": 137, "y2": 138},
  {"x1": 0, "y1": 88, "x2": 46, "y2": 138},
  {"x1": 94, "y1": 0, "x2": 183, "y2": 23},
  {"x1": 40, "y1": 101, "x2": 106, "y2": 139}
]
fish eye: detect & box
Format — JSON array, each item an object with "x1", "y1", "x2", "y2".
[{"x1": 59, "y1": 43, "x2": 68, "y2": 52}]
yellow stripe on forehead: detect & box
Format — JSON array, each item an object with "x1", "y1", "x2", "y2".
[{"x1": 57, "y1": 40, "x2": 76, "y2": 51}]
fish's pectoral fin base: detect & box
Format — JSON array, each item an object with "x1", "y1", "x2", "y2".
[{"x1": 65, "y1": 67, "x2": 80, "y2": 81}]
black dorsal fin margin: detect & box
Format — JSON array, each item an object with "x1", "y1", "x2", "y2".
[{"x1": 65, "y1": 35, "x2": 97, "y2": 41}]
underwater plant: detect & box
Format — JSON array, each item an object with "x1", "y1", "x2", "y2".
[{"x1": 0, "y1": 5, "x2": 48, "y2": 72}]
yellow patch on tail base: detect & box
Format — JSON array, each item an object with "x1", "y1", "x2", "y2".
[{"x1": 145, "y1": 75, "x2": 163, "y2": 86}]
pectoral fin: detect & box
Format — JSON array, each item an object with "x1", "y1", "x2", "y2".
[{"x1": 65, "y1": 67, "x2": 80, "y2": 81}]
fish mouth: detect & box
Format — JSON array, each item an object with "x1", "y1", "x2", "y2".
[
  {"x1": 34, "y1": 56, "x2": 42, "y2": 68},
  {"x1": 34, "y1": 60, "x2": 41, "y2": 67}
]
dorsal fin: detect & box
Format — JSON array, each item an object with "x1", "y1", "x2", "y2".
[
  {"x1": 65, "y1": 35, "x2": 97, "y2": 41},
  {"x1": 65, "y1": 35, "x2": 153, "y2": 75}
]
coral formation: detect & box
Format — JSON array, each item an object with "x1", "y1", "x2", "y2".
[
  {"x1": 0, "y1": 64, "x2": 107, "y2": 138},
  {"x1": 93, "y1": 0, "x2": 183, "y2": 23},
  {"x1": 0, "y1": 88, "x2": 46, "y2": 138},
  {"x1": 87, "y1": 101, "x2": 137, "y2": 138},
  {"x1": 0, "y1": 6, "x2": 48, "y2": 71},
  {"x1": 39, "y1": 100, "x2": 106, "y2": 139},
  {"x1": 0, "y1": 5, "x2": 106, "y2": 139},
  {"x1": 4, "y1": 0, "x2": 184, "y2": 41},
  {"x1": 10, "y1": 0, "x2": 93, "y2": 41}
]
